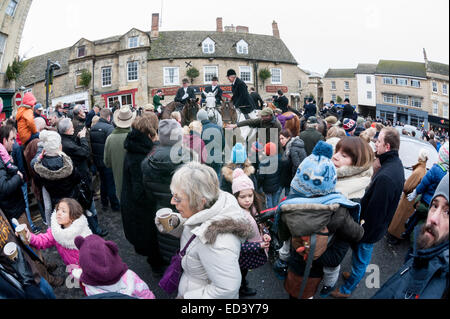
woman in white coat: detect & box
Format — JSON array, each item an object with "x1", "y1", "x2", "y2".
[{"x1": 155, "y1": 162, "x2": 253, "y2": 299}]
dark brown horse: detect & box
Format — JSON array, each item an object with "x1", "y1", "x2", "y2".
[
  {"x1": 219, "y1": 100, "x2": 238, "y2": 127},
  {"x1": 161, "y1": 98, "x2": 199, "y2": 126}
]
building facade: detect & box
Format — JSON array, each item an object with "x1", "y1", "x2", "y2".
[
  {"x1": 17, "y1": 15, "x2": 316, "y2": 113},
  {"x1": 355, "y1": 64, "x2": 377, "y2": 117},
  {"x1": 426, "y1": 60, "x2": 449, "y2": 131},
  {"x1": 322, "y1": 68, "x2": 358, "y2": 108},
  {"x1": 0, "y1": 0, "x2": 33, "y2": 117}
]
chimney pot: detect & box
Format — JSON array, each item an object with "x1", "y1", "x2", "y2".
[
  {"x1": 151, "y1": 13, "x2": 160, "y2": 38},
  {"x1": 272, "y1": 20, "x2": 280, "y2": 38}
]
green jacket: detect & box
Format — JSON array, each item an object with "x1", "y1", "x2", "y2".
[
  {"x1": 299, "y1": 128, "x2": 325, "y2": 156},
  {"x1": 104, "y1": 127, "x2": 131, "y2": 198},
  {"x1": 153, "y1": 95, "x2": 163, "y2": 109}
]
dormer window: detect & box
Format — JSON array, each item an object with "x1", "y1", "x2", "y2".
[
  {"x1": 128, "y1": 36, "x2": 139, "y2": 48},
  {"x1": 202, "y1": 38, "x2": 215, "y2": 54},
  {"x1": 77, "y1": 46, "x2": 86, "y2": 58},
  {"x1": 236, "y1": 40, "x2": 248, "y2": 55}
]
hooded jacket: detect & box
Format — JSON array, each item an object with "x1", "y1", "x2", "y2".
[
  {"x1": 0, "y1": 157, "x2": 25, "y2": 220},
  {"x1": 415, "y1": 164, "x2": 447, "y2": 206},
  {"x1": 280, "y1": 137, "x2": 307, "y2": 187},
  {"x1": 16, "y1": 106, "x2": 38, "y2": 145},
  {"x1": 163, "y1": 191, "x2": 253, "y2": 299}
]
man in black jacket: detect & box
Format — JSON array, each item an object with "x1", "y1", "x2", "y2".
[
  {"x1": 89, "y1": 109, "x2": 120, "y2": 212},
  {"x1": 201, "y1": 76, "x2": 223, "y2": 106},
  {"x1": 332, "y1": 127, "x2": 405, "y2": 298},
  {"x1": 303, "y1": 98, "x2": 317, "y2": 120},
  {"x1": 250, "y1": 87, "x2": 264, "y2": 110},
  {"x1": 175, "y1": 79, "x2": 196, "y2": 105},
  {"x1": 227, "y1": 69, "x2": 256, "y2": 118},
  {"x1": 342, "y1": 98, "x2": 357, "y2": 121},
  {"x1": 274, "y1": 90, "x2": 289, "y2": 114}
]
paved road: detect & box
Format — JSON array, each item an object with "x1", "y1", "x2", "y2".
[{"x1": 32, "y1": 200, "x2": 410, "y2": 300}]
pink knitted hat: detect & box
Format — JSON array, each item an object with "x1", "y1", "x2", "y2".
[{"x1": 232, "y1": 168, "x2": 254, "y2": 194}]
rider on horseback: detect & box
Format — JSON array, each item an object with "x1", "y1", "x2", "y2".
[
  {"x1": 227, "y1": 69, "x2": 256, "y2": 120},
  {"x1": 202, "y1": 76, "x2": 223, "y2": 106},
  {"x1": 175, "y1": 78, "x2": 196, "y2": 106}
]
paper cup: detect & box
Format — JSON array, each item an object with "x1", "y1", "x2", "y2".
[
  {"x1": 16, "y1": 224, "x2": 29, "y2": 245},
  {"x1": 4, "y1": 242, "x2": 19, "y2": 261},
  {"x1": 157, "y1": 208, "x2": 175, "y2": 232}
]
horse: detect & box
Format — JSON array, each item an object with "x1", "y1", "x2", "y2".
[
  {"x1": 203, "y1": 91, "x2": 223, "y2": 128},
  {"x1": 161, "y1": 98, "x2": 199, "y2": 127},
  {"x1": 219, "y1": 99, "x2": 238, "y2": 126},
  {"x1": 220, "y1": 100, "x2": 258, "y2": 143},
  {"x1": 266, "y1": 102, "x2": 301, "y2": 137}
]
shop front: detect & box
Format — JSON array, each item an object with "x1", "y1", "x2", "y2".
[
  {"x1": 428, "y1": 115, "x2": 449, "y2": 133},
  {"x1": 52, "y1": 91, "x2": 90, "y2": 110},
  {"x1": 376, "y1": 104, "x2": 428, "y2": 128}
]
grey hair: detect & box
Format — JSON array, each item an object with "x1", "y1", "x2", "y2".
[
  {"x1": 73, "y1": 104, "x2": 82, "y2": 115},
  {"x1": 171, "y1": 162, "x2": 220, "y2": 213},
  {"x1": 58, "y1": 118, "x2": 73, "y2": 135},
  {"x1": 34, "y1": 117, "x2": 46, "y2": 132},
  {"x1": 306, "y1": 123, "x2": 319, "y2": 130}
]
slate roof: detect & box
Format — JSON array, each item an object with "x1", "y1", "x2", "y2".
[
  {"x1": 355, "y1": 63, "x2": 377, "y2": 74},
  {"x1": 427, "y1": 61, "x2": 449, "y2": 76},
  {"x1": 324, "y1": 68, "x2": 356, "y2": 78},
  {"x1": 376, "y1": 60, "x2": 427, "y2": 78},
  {"x1": 16, "y1": 47, "x2": 71, "y2": 87},
  {"x1": 147, "y1": 31, "x2": 298, "y2": 65}
]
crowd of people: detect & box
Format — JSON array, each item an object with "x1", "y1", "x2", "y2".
[{"x1": 0, "y1": 71, "x2": 448, "y2": 300}]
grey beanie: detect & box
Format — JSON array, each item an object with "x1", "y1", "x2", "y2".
[
  {"x1": 159, "y1": 119, "x2": 183, "y2": 146},
  {"x1": 197, "y1": 109, "x2": 208, "y2": 122},
  {"x1": 431, "y1": 173, "x2": 449, "y2": 203}
]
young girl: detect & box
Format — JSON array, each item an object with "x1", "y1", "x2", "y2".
[
  {"x1": 232, "y1": 168, "x2": 271, "y2": 297},
  {"x1": 72, "y1": 234, "x2": 155, "y2": 299},
  {"x1": 24, "y1": 198, "x2": 92, "y2": 266}
]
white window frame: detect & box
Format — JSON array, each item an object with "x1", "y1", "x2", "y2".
[
  {"x1": 236, "y1": 40, "x2": 248, "y2": 55},
  {"x1": 127, "y1": 61, "x2": 139, "y2": 82},
  {"x1": 202, "y1": 38, "x2": 215, "y2": 54},
  {"x1": 432, "y1": 82, "x2": 438, "y2": 93},
  {"x1": 383, "y1": 77, "x2": 393, "y2": 85},
  {"x1": 411, "y1": 97, "x2": 422, "y2": 108},
  {"x1": 6, "y1": 0, "x2": 18, "y2": 17},
  {"x1": 344, "y1": 81, "x2": 350, "y2": 91},
  {"x1": 397, "y1": 95, "x2": 409, "y2": 106},
  {"x1": 443, "y1": 83, "x2": 448, "y2": 95},
  {"x1": 271, "y1": 68, "x2": 282, "y2": 85},
  {"x1": 163, "y1": 67, "x2": 180, "y2": 86},
  {"x1": 396, "y1": 78, "x2": 408, "y2": 86},
  {"x1": 383, "y1": 94, "x2": 394, "y2": 104},
  {"x1": 411, "y1": 80, "x2": 421, "y2": 88},
  {"x1": 366, "y1": 76, "x2": 372, "y2": 84},
  {"x1": 331, "y1": 81, "x2": 336, "y2": 90},
  {"x1": 203, "y1": 66, "x2": 218, "y2": 84},
  {"x1": 128, "y1": 36, "x2": 139, "y2": 49},
  {"x1": 443, "y1": 104, "x2": 449, "y2": 119},
  {"x1": 331, "y1": 94, "x2": 337, "y2": 102},
  {"x1": 432, "y1": 101, "x2": 439, "y2": 116},
  {"x1": 102, "y1": 66, "x2": 112, "y2": 87},
  {"x1": 107, "y1": 94, "x2": 133, "y2": 109},
  {"x1": 239, "y1": 66, "x2": 252, "y2": 84},
  {"x1": 367, "y1": 91, "x2": 372, "y2": 99}
]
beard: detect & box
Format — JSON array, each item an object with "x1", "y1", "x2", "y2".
[{"x1": 417, "y1": 223, "x2": 448, "y2": 250}]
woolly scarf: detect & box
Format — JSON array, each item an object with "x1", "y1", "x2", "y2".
[{"x1": 51, "y1": 211, "x2": 92, "y2": 250}]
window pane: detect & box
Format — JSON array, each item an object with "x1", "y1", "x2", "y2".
[
  {"x1": 397, "y1": 95, "x2": 408, "y2": 106},
  {"x1": 344, "y1": 82, "x2": 350, "y2": 90},
  {"x1": 204, "y1": 66, "x2": 218, "y2": 83},
  {"x1": 164, "y1": 67, "x2": 179, "y2": 86},
  {"x1": 127, "y1": 62, "x2": 138, "y2": 81},
  {"x1": 432, "y1": 82, "x2": 438, "y2": 92},
  {"x1": 240, "y1": 67, "x2": 252, "y2": 83},
  {"x1": 383, "y1": 94, "x2": 393, "y2": 103},
  {"x1": 433, "y1": 102, "x2": 439, "y2": 115},
  {"x1": 443, "y1": 104, "x2": 449, "y2": 118},
  {"x1": 331, "y1": 81, "x2": 336, "y2": 90},
  {"x1": 78, "y1": 46, "x2": 86, "y2": 57},
  {"x1": 411, "y1": 98, "x2": 422, "y2": 108},
  {"x1": 102, "y1": 67, "x2": 112, "y2": 87},
  {"x1": 396, "y1": 78, "x2": 408, "y2": 86},
  {"x1": 367, "y1": 91, "x2": 372, "y2": 99},
  {"x1": 129, "y1": 37, "x2": 138, "y2": 48},
  {"x1": 411, "y1": 80, "x2": 421, "y2": 88},
  {"x1": 383, "y1": 77, "x2": 393, "y2": 85},
  {"x1": 6, "y1": 0, "x2": 17, "y2": 16},
  {"x1": 366, "y1": 76, "x2": 371, "y2": 84},
  {"x1": 443, "y1": 84, "x2": 448, "y2": 95},
  {"x1": 271, "y1": 68, "x2": 281, "y2": 84}
]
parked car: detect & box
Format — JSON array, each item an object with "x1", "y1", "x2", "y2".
[
  {"x1": 395, "y1": 125, "x2": 423, "y2": 139},
  {"x1": 399, "y1": 135, "x2": 439, "y2": 179}
]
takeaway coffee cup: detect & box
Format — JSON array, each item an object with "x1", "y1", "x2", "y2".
[
  {"x1": 4, "y1": 242, "x2": 19, "y2": 262},
  {"x1": 157, "y1": 208, "x2": 177, "y2": 232},
  {"x1": 16, "y1": 224, "x2": 29, "y2": 245}
]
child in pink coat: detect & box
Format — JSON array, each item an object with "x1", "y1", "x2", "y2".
[
  {"x1": 25, "y1": 198, "x2": 92, "y2": 266},
  {"x1": 72, "y1": 234, "x2": 155, "y2": 299}
]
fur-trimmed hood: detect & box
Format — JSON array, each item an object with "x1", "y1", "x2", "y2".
[
  {"x1": 51, "y1": 211, "x2": 92, "y2": 250},
  {"x1": 34, "y1": 153, "x2": 74, "y2": 180},
  {"x1": 184, "y1": 191, "x2": 253, "y2": 244},
  {"x1": 336, "y1": 164, "x2": 373, "y2": 179},
  {"x1": 221, "y1": 159, "x2": 255, "y2": 183}
]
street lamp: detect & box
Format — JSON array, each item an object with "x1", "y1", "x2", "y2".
[{"x1": 45, "y1": 59, "x2": 61, "y2": 110}]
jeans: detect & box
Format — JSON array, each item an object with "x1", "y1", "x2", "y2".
[
  {"x1": 340, "y1": 242, "x2": 374, "y2": 295},
  {"x1": 21, "y1": 183, "x2": 36, "y2": 230},
  {"x1": 97, "y1": 166, "x2": 120, "y2": 210},
  {"x1": 39, "y1": 277, "x2": 56, "y2": 299},
  {"x1": 323, "y1": 265, "x2": 340, "y2": 287},
  {"x1": 266, "y1": 188, "x2": 282, "y2": 209}
]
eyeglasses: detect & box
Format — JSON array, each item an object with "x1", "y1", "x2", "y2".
[{"x1": 171, "y1": 193, "x2": 183, "y2": 204}]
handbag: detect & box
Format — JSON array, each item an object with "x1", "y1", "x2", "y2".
[
  {"x1": 159, "y1": 234, "x2": 196, "y2": 295},
  {"x1": 74, "y1": 178, "x2": 93, "y2": 210}
]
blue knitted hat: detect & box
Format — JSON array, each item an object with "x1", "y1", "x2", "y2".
[
  {"x1": 231, "y1": 143, "x2": 247, "y2": 164},
  {"x1": 291, "y1": 141, "x2": 337, "y2": 197}
]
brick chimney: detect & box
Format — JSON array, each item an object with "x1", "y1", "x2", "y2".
[
  {"x1": 272, "y1": 20, "x2": 280, "y2": 38},
  {"x1": 423, "y1": 48, "x2": 429, "y2": 68},
  {"x1": 151, "y1": 13, "x2": 160, "y2": 38},
  {"x1": 216, "y1": 17, "x2": 223, "y2": 32},
  {"x1": 236, "y1": 26, "x2": 249, "y2": 33}
]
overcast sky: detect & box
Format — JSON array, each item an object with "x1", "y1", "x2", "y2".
[{"x1": 19, "y1": 0, "x2": 449, "y2": 75}]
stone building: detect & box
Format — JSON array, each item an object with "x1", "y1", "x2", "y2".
[
  {"x1": 0, "y1": 0, "x2": 32, "y2": 117},
  {"x1": 322, "y1": 68, "x2": 358, "y2": 108},
  {"x1": 355, "y1": 64, "x2": 377, "y2": 117},
  {"x1": 426, "y1": 58, "x2": 449, "y2": 131},
  {"x1": 17, "y1": 15, "x2": 317, "y2": 112}
]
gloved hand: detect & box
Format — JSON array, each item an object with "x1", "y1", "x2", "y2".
[
  {"x1": 182, "y1": 93, "x2": 189, "y2": 100},
  {"x1": 157, "y1": 106, "x2": 162, "y2": 114},
  {"x1": 407, "y1": 190, "x2": 417, "y2": 202}
]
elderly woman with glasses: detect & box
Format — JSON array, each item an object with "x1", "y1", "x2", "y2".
[{"x1": 155, "y1": 162, "x2": 253, "y2": 299}]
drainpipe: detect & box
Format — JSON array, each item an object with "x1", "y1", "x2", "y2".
[
  {"x1": 91, "y1": 57, "x2": 96, "y2": 110},
  {"x1": 253, "y1": 61, "x2": 259, "y2": 93}
]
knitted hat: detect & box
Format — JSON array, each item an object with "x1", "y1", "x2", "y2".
[
  {"x1": 291, "y1": 141, "x2": 337, "y2": 197},
  {"x1": 39, "y1": 130, "x2": 61, "y2": 156},
  {"x1": 34, "y1": 103, "x2": 44, "y2": 112},
  {"x1": 264, "y1": 142, "x2": 277, "y2": 156},
  {"x1": 159, "y1": 119, "x2": 183, "y2": 146},
  {"x1": 232, "y1": 168, "x2": 254, "y2": 194},
  {"x1": 438, "y1": 142, "x2": 449, "y2": 166},
  {"x1": 431, "y1": 173, "x2": 449, "y2": 203},
  {"x1": 23, "y1": 92, "x2": 37, "y2": 107},
  {"x1": 325, "y1": 116, "x2": 338, "y2": 125},
  {"x1": 418, "y1": 148, "x2": 429, "y2": 163},
  {"x1": 231, "y1": 143, "x2": 247, "y2": 164},
  {"x1": 75, "y1": 235, "x2": 128, "y2": 286},
  {"x1": 196, "y1": 109, "x2": 208, "y2": 122},
  {"x1": 261, "y1": 107, "x2": 274, "y2": 117},
  {"x1": 343, "y1": 118, "x2": 357, "y2": 132}
]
